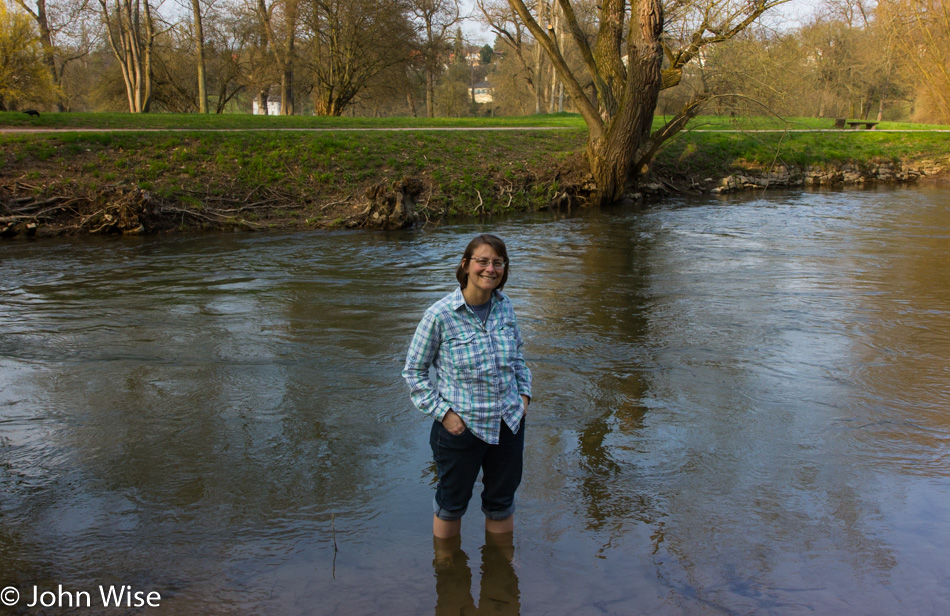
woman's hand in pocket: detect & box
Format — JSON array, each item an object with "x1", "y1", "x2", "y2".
[{"x1": 442, "y1": 410, "x2": 466, "y2": 435}]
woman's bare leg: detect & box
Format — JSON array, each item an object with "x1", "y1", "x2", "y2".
[
  {"x1": 433, "y1": 515, "x2": 462, "y2": 539},
  {"x1": 485, "y1": 515, "x2": 514, "y2": 534}
]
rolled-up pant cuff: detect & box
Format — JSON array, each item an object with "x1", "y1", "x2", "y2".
[
  {"x1": 433, "y1": 495, "x2": 466, "y2": 521},
  {"x1": 482, "y1": 503, "x2": 515, "y2": 520}
]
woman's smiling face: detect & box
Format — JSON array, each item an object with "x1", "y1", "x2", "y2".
[{"x1": 464, "y1": 244, "x2": 505, "y2": 296}]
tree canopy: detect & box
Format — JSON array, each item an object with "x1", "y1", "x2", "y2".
[
  {"x1": 0, "y1": 0, "x2": 58, "y2": 110},
  {"x1": 2, "y1": 0, "x2": 945, "y2": 131}
]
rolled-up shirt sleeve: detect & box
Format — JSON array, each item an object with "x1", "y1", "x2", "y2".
[
  {"x1": 403, "y1": 309, "x2": 453, "y2": 422},
  {"x1": 511, "y1": 316, "x2": 532, "y2": 402}
]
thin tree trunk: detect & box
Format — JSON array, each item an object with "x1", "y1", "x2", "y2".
[
  {"x1": 426, "y1": 68, "x2": 434, "y2": 117},
  {"x1": 533, "y1": 0, "x2": 545, "y2": 114},
  {"x1": 258, "y1": 0, "x2": 296, "y2": 115},
  {"x1": 35, "y1": 1, "x2": 62, "y2": 110},
  {"x1": 406, "y1": 87, "x2": 417, "y2": 116},
  {"x1": 192, "y1": 0, "x2": 208, "y2": 113},
  {"x1": 101, "y1": 0, "x2": 154, "y2": 113},
  {"x1": 548, "y1": 4, "x2": 559, "y2": 113},
  {"x1": 281, "y1": 66, "x2": 294, "y2": 115},
  {"x1": 142, "y1": 0, "x2": 153, "y2": 111}
]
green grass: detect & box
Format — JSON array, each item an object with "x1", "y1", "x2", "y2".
[
  {"x1": 654, "y1": 129, "x2": 950, "y2": 178},
  {"x1": 4, "y1": 112, "x2": 946, "y2": 178},
  {"x1": 660, "y1": 114, "x2": 950, "y2": 132},
  {"x1": 0, "y1": 110, "x2": 587, "y2": 130},
  {"x1": 2, "y1": 110, "x2": 948, "y2": 235},
  {"x1": 0, "y1": 126, "x2": 587, "y2": 229},
  {"x1": 4, "y1": 110, "x2": 948, "y2": 133}
]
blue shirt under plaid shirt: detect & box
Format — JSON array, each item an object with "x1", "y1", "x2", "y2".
[{"x1": 403, "y1": 287, "x2": 532, "y2": 445}]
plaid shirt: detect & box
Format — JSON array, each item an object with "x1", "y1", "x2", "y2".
[{"x1": 403, "y1": 287, "x2": 532, "y2": 444}]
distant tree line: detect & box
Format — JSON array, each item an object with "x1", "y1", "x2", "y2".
[
  {"x1": 0, "y1": 0, "x2": 490, "y2": 115},
  {"x1": 673, "y1": 0, "x2": 945, "y2": 123},
  {"x1": 1, "y1": 0, "x2": 948, "y2": 124}
]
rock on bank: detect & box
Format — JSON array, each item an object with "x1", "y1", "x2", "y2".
[{"x1": 708, "y1": 159, "x2": 946, "y2": 194}]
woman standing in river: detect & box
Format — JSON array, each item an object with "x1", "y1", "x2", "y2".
[{"x1": 403, "y1": 234, "x2": 532, "y2": 539}]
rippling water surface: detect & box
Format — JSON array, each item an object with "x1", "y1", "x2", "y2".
[{"x1": 2, "y1": 186, "x2": 949, "y2": 614}]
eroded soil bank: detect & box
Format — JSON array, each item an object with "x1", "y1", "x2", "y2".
[
  {"x1": 0, "y1": 129, "x2": 584, "y2": 238},
  {"x1": 2, "y1": 134, "x2": 947, "y2": 239}
]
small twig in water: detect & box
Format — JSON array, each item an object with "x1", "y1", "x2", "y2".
[
  {"x1": 331, "y1": 512, "x2": 339, "y2": 580},
  {"x1": 332, "y1": 513, "x2": 338, "y2": 553}
]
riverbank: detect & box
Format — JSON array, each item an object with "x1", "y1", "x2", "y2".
[{"x1": 2, "y1": 112, "x2": 949, "y2": 238}]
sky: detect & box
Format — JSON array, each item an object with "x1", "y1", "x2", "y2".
[{"x1": 459, "y1": 0, "x2": 824, "y2": 47}]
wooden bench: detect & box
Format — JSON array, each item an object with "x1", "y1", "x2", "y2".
[{"x1": 846, "y1": 120, "x2": 878, "y2": 130}]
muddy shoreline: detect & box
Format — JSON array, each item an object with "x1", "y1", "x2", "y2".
[{"x1": 2, "y1": 157, "x2": 947, "y2": 240}]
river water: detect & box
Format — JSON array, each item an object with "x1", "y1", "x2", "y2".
[{"x1": 1, "y1": 186, "x2": 949, "y2": 615}]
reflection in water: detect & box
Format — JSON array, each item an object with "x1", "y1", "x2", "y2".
[
  {"x1": 2, "y1": 187, "x2": 949, "y2": 614},
  {"x1": 433, "y1": 536, "x2": 475, "y2": 616},
  {"x1": 433, "y1": 533, "x2": 520, "y2": 616}
]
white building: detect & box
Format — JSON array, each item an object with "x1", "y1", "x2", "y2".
[
  {"x1": 252, "y1": 98, "x2": 282, "y2": 115},
  {"x1": 469, "y1": 81, "x2": 493, "y2": 104}
]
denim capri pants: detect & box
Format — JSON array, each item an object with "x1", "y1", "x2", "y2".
[{"x1": 430, "y1": 418, "x2": 525, "y2": 521}]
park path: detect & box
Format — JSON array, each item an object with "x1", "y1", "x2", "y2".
[
  {"x1": 0, "y1": 126, "x2": 574, "y2": 133},
  {"x1": 4, "y1": 125, "x2": 950, "y2": 134}
]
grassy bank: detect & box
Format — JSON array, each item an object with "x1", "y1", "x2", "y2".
[
  {"x1": 654, "y1": 128, "x2": 950, "y2": 180},
  {"x1": 2, "y1": 111, "x2": 949, "y2": 237},
  {"x1": 1, "y1": 115, "x2": 587, "y2": 235}
]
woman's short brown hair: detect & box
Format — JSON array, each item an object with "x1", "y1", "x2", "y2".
[{"x1": 456, "y1": 234, "x2": 510, "y2": 291}]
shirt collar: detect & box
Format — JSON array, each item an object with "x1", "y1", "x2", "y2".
[{"x1": 451, "y1": 287, "x2": 506, "y2": 311}]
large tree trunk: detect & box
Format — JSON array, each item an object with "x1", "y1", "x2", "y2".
[
  {"x1": 587, "y1": 51, "x2": 663, "y2": 203},
  {"x1": 583, "y1": 0, "x2": 664, "y2": 205},
  {"x1": 314, "y1": 90, "x2": 346, "y2": 116}
]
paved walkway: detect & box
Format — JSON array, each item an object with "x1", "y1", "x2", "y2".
[
  {"x1": 3, "y1": 126, "x2": 950, "y2": 134},
  {"x1": 0, "y1": 126, "x2": 573, "y2": 133}
]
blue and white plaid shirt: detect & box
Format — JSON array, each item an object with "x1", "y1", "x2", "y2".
[{"x1": 403, "y1": 287, "x2": 532, "y2": 444}]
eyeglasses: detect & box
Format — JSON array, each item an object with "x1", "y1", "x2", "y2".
[{"x1": 471, "y1": 257, "x2": 507, "y2": 270}]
